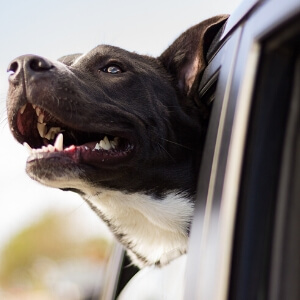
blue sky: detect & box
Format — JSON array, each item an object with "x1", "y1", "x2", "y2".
[{"x1": 0, "y1": 0, "x2": 241, "y2": 249}]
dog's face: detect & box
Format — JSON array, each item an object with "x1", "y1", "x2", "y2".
[
  {"x1": 7, "y1": 44, "x2": 202, "y2": 196},
  {"x1": 6, "y1": 15, "x2": 228, "y2": 267}
]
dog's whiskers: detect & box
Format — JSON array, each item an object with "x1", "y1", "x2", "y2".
[
  {"x1": 0, "y1": 109, "x2": 9, "y2": 131},
  {"x1": 157, "y1": 143, "x2": 176, "y2": 162},
  {"x1": 52, "y1": 94, "x2": 78, "y2": 122},
  {"x1": 159, "y1": 138, "x2": 194, "y2": 151},
  {"x1": 66, "y1": 203, "x2": 85, "y2": 217},
  {"x1": 0, "y1": 117, "x2": 8, "y2": 127}
]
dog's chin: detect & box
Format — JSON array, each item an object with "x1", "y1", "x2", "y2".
[
  {"x1": 25, "y1": 149, "x2": 132, "y2": 190},
  {"x1": 25, "y1": 155, "x2": 84, "y2": 189}
]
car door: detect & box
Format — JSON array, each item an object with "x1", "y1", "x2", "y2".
[{"x1": 185, "y1": 0, "x2": 300, "y2": 299}]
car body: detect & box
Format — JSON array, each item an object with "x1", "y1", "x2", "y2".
[{"x1": 102, "y1": 0, "x2": 300, "y2": 299}]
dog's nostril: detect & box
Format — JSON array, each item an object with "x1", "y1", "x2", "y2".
[
  {"x1": 7, "y1": 55, "x2": 54, "y2": 78},
  {"x1": 7, "y1": 61, "x2": 19, "y2": 74},
  {"x1": 29, "y1": 58, "x2": 53, "y2": 72}
]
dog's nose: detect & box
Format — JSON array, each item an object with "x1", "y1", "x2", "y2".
[{"x1": 7, "y1": 55, "x2": 53, "y2": 82}]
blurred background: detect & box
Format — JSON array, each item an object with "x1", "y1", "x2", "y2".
[{"x1": 0, "y1": 0, "x2": 241, "y2": 299}]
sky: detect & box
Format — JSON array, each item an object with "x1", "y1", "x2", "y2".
[{"x1": 0, "y1": 0, "x2": 242, "y2": 251}]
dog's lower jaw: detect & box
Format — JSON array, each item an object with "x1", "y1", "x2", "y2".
[{"x1": 83, "y1": 189, "x2": 194, "y2": 268}]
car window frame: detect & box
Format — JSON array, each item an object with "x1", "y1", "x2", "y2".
[{"x1": 185, "y1": 0, "x2": 300, "y2": 299}]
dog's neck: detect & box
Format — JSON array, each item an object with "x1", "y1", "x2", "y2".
[
  {"x1": 83, "y1": 188, "x2": 194, "y2": 268},
  {"x1": 30, "y1": 172, "x2": 195, "y2": 267}
]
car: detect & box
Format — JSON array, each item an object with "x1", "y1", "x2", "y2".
[{"x1": 101, "y1": 0, "x2": 300, "y2": 298}]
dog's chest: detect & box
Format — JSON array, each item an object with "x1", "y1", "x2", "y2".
[{"x1": 83, "y1": 189, "x2": 194, "y2": 267}]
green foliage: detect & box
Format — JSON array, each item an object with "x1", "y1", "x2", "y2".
[{"x1": 0, "y1": 212, "x2": 110, "y2": 287}]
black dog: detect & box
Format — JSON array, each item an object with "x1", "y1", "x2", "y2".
[{"x1": 6, "y1": 15, "x2": 228, "y2": 268}]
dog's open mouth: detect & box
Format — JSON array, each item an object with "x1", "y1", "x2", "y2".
[{"x1": 16, "y1": 103, "x2": 134, "y2": 166}]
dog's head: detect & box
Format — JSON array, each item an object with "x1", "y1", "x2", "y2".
[{"x1": 6, "y1": 15, "x2": 228, "y2": 198}]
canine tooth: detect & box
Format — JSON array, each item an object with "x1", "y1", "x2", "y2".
[
  {"x1": 99, "y1": 136, "x2": 112, "y2": 150},
  {"x1": 32, "y1": 104, "x2": 37, "y2": 109},
  {"x1": 20, "y1": 104, "x2": 27, "y2": 114},
  {"x1": 37, "y1": 122, "x2": 47, "y2": 138},
  {"x1": 23, "y1": 142, "x2": 32, "y2": 154},
  {"x1": 54, "y1": 133, "x2": 64, "y2": 151}
]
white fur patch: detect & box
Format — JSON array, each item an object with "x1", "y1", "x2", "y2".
[
  {"x1": 85, "y1": 189, "x2": 194, "y2": 267},
  {"x1": 31, "y1": 173, "x2": 194, "y2": 267}
]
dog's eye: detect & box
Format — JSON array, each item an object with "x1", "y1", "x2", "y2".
[{"x1": 101, "y1": 65, "x2": 123, "y2": 74}]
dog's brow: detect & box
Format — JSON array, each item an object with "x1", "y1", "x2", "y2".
[
  {"x1": 72, "y1": 46, "x2": 129, "y2": 67},
  {"x1": 72, "y1": 54, "x2": 84, "y2": 65}
]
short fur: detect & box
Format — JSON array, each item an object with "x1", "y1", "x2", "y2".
[{"x1": 6, "y1": 15, "x2": 228, "y2": 268}]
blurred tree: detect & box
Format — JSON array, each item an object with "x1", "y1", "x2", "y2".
[{"x1": 0, "y1": 212, "x2": 111, "y2": 288}]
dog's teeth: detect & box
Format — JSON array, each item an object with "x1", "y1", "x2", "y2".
[
  {"x1": 20, "y1": 104, "x2": 27, "y2": 115},
  {"x1": 48, "y1": 145, "x2": 55, "y2": 152},
  {"x1": 36, "y1": 107, "x2": 41, "y2": 117},
  {"x1": 54, "y1": 133, "x2": 64, "y2": 151},
  {"x1": 30, "y1": 143, "x2": 57, "y2": 155},
  {"x1": 94, "y1": 143, "x2": 101, "y2": 150},
  {"x1": 37, "y1": 122, "x2": 47, "y2": 138},
  {"x1": 99, "y1": 136, "x2": 112, "y2": 150},
  {"x1": 38, "y1": 112, "x2": 45, "y2": 123},
  {"x1": 44, "y1": 127, "x2": 61, "y2": 140},
  {"x1": 32, "y1": 104, "x2": 37, "y2": 109},
  {"x1": 44, "y1": 131, "x2": 51, "y2": 140},
  {"x1": 110, "y1": 141, "x2": 116, "y2": 149},
  {"x1": 110, "y1": 137, "x2": 119, "y2": 149},
  {"x1": 23, "y1": 142, "x2": 32, "y2": 154},
  {"x1": 36, "y1": 148, "x2": 44, "y2": 153},
  {"x1": 99, "y1": 140, "x2": 106, "y2": 149}
]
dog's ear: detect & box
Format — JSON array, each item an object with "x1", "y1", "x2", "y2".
[
  {"x1": 58, "y1": 53, "x2": 82, "y2": 66},
  {"x1": 159, "y1": 15, "x2": 229, "y2": 97}
]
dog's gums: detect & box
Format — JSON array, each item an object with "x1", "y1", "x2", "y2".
[{"x1": 17, "y1": 103, "x2": 134, "y2": 166}]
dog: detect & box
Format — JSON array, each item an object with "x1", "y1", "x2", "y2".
[{"x1": 6, "y1": 15, "x2": 228, "y2": 268}]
